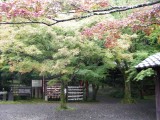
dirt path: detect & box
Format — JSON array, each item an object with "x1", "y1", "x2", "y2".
[
  {"x1": 0, "y1": 96, "x2": 156, "y2": 120},
  {"x1": 0, "y1": 87, "x2": 156, "y2": 120}
]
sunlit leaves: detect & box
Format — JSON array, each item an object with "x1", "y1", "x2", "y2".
[
  {"x1": 9, "y1": 59, "x2": 40, "y2": 74},
  {"x1": 0, "y1": 25, "x2": 82, "y2": 77},
  {"x1": 134, "y1": 68, "x2": 155, "y2": 81},
  {"x1": 69, "y1": 0, "x2": 109, "y2": 11}
]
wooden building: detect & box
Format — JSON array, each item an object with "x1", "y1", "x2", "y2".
[{"x1": 135, "y1": 52, "x2": 160, "y2": 120}]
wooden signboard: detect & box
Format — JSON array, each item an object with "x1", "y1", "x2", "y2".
[
  {"x1": 32, "y1": 80, "x2": 42, "y2": 87},
  {"x1": 67, "y1": 86, "x2": 84, "y2": 101},
  {"x1": 45, "y1": 83, "x2": 61, "y2": 101},
  {"x1": 12, "y1": 86, "x2": 31, "y2": 97}
]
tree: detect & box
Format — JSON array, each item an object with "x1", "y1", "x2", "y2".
[
  {"x1": 0, "y1": 0, "x2": 159, "y2": 105},
  {"x1": 0, "y1": 0, "x2": 159, "y2": 26},
  {"x1": 0, "y1": 25, "x2": 81, "y2": 109},
  {"x1": 75, "y1": 39, "x2": 115, "y2": 101},
  {"x1": 80, "y1": 0, "x2": 159, "y2": 103}
]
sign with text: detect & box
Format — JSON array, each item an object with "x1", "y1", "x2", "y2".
[
  {"x1": 18, "y1": 88, "x2": 31, "y2": 94},
  {"x1": 12, "y1": 86, "x2": 31, "y2": 96},
  {"x1": 32, "y1": 80, "x2": 42, "y2": 87}
]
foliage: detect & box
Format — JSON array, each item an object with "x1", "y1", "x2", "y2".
[
  {"x1": 0, "y1": 25, "x2": 80, "y2": 77},
  {"x1": 134, "y1": 68, "x2": 155, "y2": 81},
  {"x1": 0, "y1": 0, "x2": 159, "y2": 107},
  {"x1": 75, "y1": 38, "x2": 115, "y2": 84},
  {"x1": 109, "y1": 89, "x2": 124, "y2": 98},
  {"x1": 0, "y1": 25, "x2": 83, "y2": 108}
]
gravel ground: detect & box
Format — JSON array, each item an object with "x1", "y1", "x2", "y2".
[{"x1": 0, "y1": 97, "x2": 156, "y2": 120}]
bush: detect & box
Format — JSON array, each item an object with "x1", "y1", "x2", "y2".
[{"x1": 109, "y1": 90, "x2": 124, "y2": 98}]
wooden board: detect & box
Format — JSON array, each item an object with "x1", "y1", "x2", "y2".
[
  {"x1": 46, "y1": 83, "x2": 61, "y2": 99},
  {"x1": 67, "y1": 86, "x2": 84, "y2": 101},
  {"x1": 12, "y1": 86, "x2": 31, "y2": 97}
]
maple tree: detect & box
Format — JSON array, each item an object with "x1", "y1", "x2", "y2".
[
  {"x1": 0, "y1": 0, "x2": 160, "y2": 109},
  {"x1": 0, "y1": 25, "x2": 81, "y2": 108},
  {"x1": 0, "y1": 0, "x2": 159, "y2": 26},
  {"x1": 81, "y1": 1, "x2": 159, "y2": 103},
  {"x1": 75, "y1": 38, "x2": 115, "y2": 101},
  {"x1": 82, "y1": 3, "x2": 160, "y2": 47}
]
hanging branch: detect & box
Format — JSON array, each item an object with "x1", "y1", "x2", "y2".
[
  {"x1": 0, "y1": 1, "x2": 159, "y2": 26},
  {"x1": 92, "y1": 0, "x2": 160, "y2": 13}
]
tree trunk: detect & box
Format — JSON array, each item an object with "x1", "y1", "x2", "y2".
[
  {"x1": 101, "y1": 84, "x2": 104, "y2": 89},
  {"x1": 92, "y1": 84, "x2": 99, "y2": 101},
  {"x1": 121, "y1": 61, "x2": 133, "y2": 103},
  {"x1": 123, "y1": 80, "x2": 133, "y2": 103},
  {"x1": 122, "y1": 70, "x2": 133, "y2": 103},
  {"x1": 85, "y1": 81, "x2": 89, "y2": 101},
  {"x1": 60, "y1": 81, "x2": 67, "y2": 109}
]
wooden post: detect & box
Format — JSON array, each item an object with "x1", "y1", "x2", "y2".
[
  {"x1": 35, "y1": 87, "x2": 38, "y2": 98},
  {"x1": 42, "y1": 76, "x2": 45, "y2": 99},
  {"x1": 156, "y1": 69, "x2": 160, "y2": 120}
]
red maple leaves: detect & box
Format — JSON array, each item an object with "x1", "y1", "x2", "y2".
[
  {"x1": 82, "y1": 4, "x2": 160, "y2": 48},
  {"x1": 69, "y1": 0, "x2": 109, "y2": 11},
  {"x1": 0, "y1": 0, "x2": 47, "y2": 19}
]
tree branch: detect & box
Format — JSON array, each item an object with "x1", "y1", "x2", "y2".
[
  {"x1": 92, "y1": 0, "x2": 160, "y2": 13},
  {"x1": 0, "y1": 21, "x2": 55, "y2": 26},
  {"x1": 0, "y1": 1, "x2": 159, "y2": 26}
]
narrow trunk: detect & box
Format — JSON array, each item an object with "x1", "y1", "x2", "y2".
[
  {"x1": 123, "y1": 80, "x2": 133, "y2": 103},
  {"x1": 60, "y1": 81, "x2": 67, "y2": 109},
  {"x1": 101, "y1": 84, "x2": 104, "y2": 89},
  {"x1": 121, "y1": 61, "x2": 133, "y2": 103},
  {"x1": 85, "y1": 81, "x2": 89, "y2": 101},
  {"x1": 92, "y1": 84, "x2": 99, "y2": 101},
  {"x1": 122, "y1": 72, "x2": 133, "y2": 103}
]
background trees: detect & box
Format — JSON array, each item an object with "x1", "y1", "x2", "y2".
[
  {"x1": 0, "y1": 0, "x2": 159, "y2": 109},
  {"x1": 0, "y1": 25, "x2": 82, "y2": 108}
]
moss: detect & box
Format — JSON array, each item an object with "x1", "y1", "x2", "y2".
[
  {"x1": 121, "y1": 98, "x2": 136, "y2": 104},
  {"x1": 56, "y1": 106, "x2": 75, "y2": 111}
]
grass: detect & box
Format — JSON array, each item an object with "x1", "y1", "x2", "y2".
[
  {"x1": 0, "y1": 99, "x2": 59, "y2": 104},
  {"x1": 56, "y1": 106, "x2": 76, "y2": 111},
  {"x1": 143, "y1": 95, "x2": 155, "y2": 100}
]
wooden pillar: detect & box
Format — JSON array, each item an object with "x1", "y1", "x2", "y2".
[
  {"x1": 42, "y1": 76, "x2": 45, "y2": 99},
  {"x1": 39, "y1": 88, "x2": 41, "y2": 98},
  {"x1": 156, "y1": 69, "x2": 160, "y2": 120},
  {"x1": 35, "y1": 87, "x2": 38, "y2": 98}
]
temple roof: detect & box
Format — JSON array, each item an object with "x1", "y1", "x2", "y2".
[{"x1": 135, "y1": 52, "x2": 160, "y2": 69}]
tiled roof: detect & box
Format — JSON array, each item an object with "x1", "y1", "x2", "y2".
[{"x1": 135, "y1": 52, "x2": 160, "y2": 69}]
